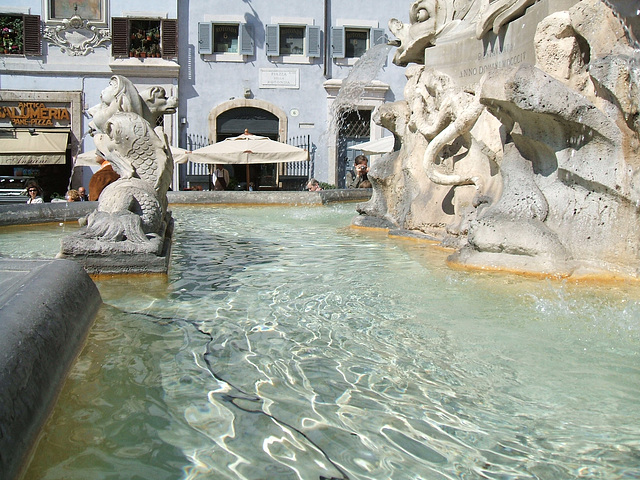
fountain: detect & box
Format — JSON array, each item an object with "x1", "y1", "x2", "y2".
[
  {"x1": 57, "y1": 75, "x2": 178, "y2": 274},
  {"x1": 4, "y1": 204, "x2": 640, "y2": 479},
  {"x1": 2, "y1": 1, "x2": 640, "y2": 479},
  {"x1": 358, "y1": 0, "x2": 640, "y2": 279}
]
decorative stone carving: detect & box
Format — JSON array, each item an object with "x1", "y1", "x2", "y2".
[
  {"x1": 43, "y1": 15, "x2": 110, "y2": 56},
  {"x1": 388, "y1": 0, "x2": 541, "y2": 65},
  {"x1": 360, "y1": 0, "x2": 640, "y2": 279},
  {"x1": 59, "y1": 75, "x2": 178, "y2": 274}
]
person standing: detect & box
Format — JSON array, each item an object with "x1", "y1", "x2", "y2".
[
  {"x1": 89, "y1": 153, "x2": 120, "y2": 201},
  {"x1": 212, "y1": 164, "x2": 229, "y2": 191},
  {"x1": 78, "y1": 186, "x2": 89, "y2": 201},
  {"x1": 346, "y1": 155, "x2": 369, "y2": 188}
]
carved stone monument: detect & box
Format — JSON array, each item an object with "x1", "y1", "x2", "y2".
[
  {"x1": 58, "y1": 75, "x2": 178, "y2": 274},
  {"x1": 357, "y1": 0, "x2": 640, "y2": 279}
]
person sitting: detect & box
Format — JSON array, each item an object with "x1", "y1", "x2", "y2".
[
  {"x1": 78, "y1": 186, "x2": 89, "y2": 201},
  {"x1": 306, "y1": 178, "x2": 322, "y2": 191},
  {"x1": 89, "y1": 153, "x2": 120, "y2": 201},
  {"x1": 346, "y1": 155, "x2": 369, "y2": 188},
  {"x1": 25, "y1": 180, "x2": 44, "y2": 204},
  {"x1": 65, "y1": 189, "x2": 81, "y2": 202}
]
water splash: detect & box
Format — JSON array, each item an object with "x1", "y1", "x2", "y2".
[
  {"x1": 599, "y1": 0, "x2": 640, "y2": 50},
  {"x1": 327, "y1": 43, "x2": 392, "y2": 145}
]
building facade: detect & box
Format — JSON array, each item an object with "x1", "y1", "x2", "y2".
[{"x1": 0, "y1": 0, "x2": 407, "y2": 197}]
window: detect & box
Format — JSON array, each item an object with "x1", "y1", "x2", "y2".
[
  {"x1": 111, "y1": 17, "x2": 177, "y2": 59},
  {"x1": 280, "y1": 26, "x2": 304, "y2": 55},
  {"x1": 265, "y1": 24, "x2": 320, "y2": 58},
  {"x1": 48, "y1": 0, "x2": 104, "y2": 22},
  {"x1": 213, "y1": 24, "x2": 238, "y2": 53},
  {"x1": 198, "y1": 22, "x2": 253, "y2": 56},
  {"x1": 0, "y1": 14, "x2": 41, "y2": 56},
  {"x1": 345, "y1": 28, "x2": 368, "y2": 58},
  {"x1": 331, "y1": 26, "x2": 385, "y2": 59}
]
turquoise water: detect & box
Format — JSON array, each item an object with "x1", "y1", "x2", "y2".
[{"x1": 5, "y1": 204, "x2": 640, "y2": 480}]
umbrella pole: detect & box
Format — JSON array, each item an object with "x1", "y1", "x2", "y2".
[{"x1": 246, "y1": 164, "x2": 250, "y2": 191}]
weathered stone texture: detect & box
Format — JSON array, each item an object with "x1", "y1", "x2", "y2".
[{"x1": 361, "y1": 0, "x2": 640, "y2": 278}]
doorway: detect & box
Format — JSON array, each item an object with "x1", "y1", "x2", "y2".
[{"x1": 337, "y1": 109, "x2": 371, "y2": 188}]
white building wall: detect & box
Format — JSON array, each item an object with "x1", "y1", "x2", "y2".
[
  {"x1": 0, "y1": 0, "x2": 410, "y2": 190},
  {"x1": 180, "y1": 0, "x2": 409, "y2": 186}
]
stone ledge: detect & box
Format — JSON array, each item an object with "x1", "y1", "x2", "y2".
[
  {"x1": 167, "y1": 189, "x2": 372, "y2": 205},
  {"x1": 0, "y1": 259, "x2": 102, "y2": 480},
  {"x1": 0, "y1": 201, "x2": 97, "y2": 227}
]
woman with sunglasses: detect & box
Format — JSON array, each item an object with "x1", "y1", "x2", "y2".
[{"x1": 25, "y1": 180, "x2": 44, "y2": 204}]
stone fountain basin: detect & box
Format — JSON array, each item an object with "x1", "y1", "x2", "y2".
[
  {"x1": 0, "y1": 258, "x2": 102, "y2": 480},
  {"x1": 0, "y1": 189, "x2": 371, "y2": 479}
]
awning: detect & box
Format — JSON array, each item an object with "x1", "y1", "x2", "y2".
[{"x1": 0, "y1": 129, "x2": 70, "y2": 165}]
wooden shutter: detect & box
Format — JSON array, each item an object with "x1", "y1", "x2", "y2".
[
  {"x1": 372, "y1": 28, "x2": 386, "y2": 46},
  {"x1": 306, "y1": 25, "x2": 320, "y2": 57},
  {"x1": 198, "y1": 22, "x2": 212, "y2": 54},
  {"x1": 265, "y1": 24, "x2": 279, "y2": 56},
  {"x1": 22, "y1": 15, "x2": 41, "y2": 56},
  {"x1": 331, "y1": 27, "x2": 344, "y2": 58},
  {"x1": 162, "y1": 19, "x2": 177, "y2": 58},
  {"x1": 239, "y1": 23, "x2": 253, "y2": 55},
  {"x1": 111, "y1": 17, "x2": 129, "y2": 58}
]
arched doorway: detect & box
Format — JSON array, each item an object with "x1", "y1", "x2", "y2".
[
  {"x1": 217, "y1": 107, "x2": 279, "y2": 140},
  {"x1": 208, "y1": 99, "x2": 287, "y2": 190}
]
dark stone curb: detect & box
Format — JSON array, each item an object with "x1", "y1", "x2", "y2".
[{"x1": 0, "y1": 259, "x2": 102, "y2": 480}]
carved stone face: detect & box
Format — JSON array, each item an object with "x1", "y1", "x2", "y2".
[
  {"x1": 139, "y1": 86, "x2": 178, "y2": 122},
  {"x1": 389, "y1": 0, "x2": 442, "y2": 66},
  {"x1": 87, "y1": 77, "x2": 122, "y2": 134}
]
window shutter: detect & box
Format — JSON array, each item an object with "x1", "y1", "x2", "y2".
[
  {"x1": 372, "y1": 28, "x2": 386, "y2": 46},
  {"x1": 331, "y1": 27, "x2": 344, "y2": 58},
  {"x1": 239, "y1": 23, "x2": 253, "y2": 55},
  {"x1": 161, "y1": 19, "x2": 178, "y2": 58},
  {"x1": 265, "y1": 24, "x2": 279, "y2": 56},
  {"x1": 111, "y1": 17, "x2": 129, "y2": 58},
  {"x1": 306, "y1": 25, "x2": 320, "y2": 57},
  {"x1": 198, "y1": 22, "x2": 212, "y2": 54},
  {"x1": 22, "y1": 15, "x2": 41, "y2": 56}
]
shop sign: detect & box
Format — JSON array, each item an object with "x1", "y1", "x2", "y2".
[{"x1": 0, "y1": 101, "x2": 70, "y2": 127}]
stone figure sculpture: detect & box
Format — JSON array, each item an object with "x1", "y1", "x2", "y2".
[
  {"x1": 59, "y1": 75, "x2": 178, "y2": 273},
  {"x1": 360, "y1": 0, "x2": 640, "y2": 278},
  {"x1": 389, "y1": 0, "x2": 540, "y2": 65}
]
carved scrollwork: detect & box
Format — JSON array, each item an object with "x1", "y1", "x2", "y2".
[{"x1": 43, "y1": 15, "x2": 110, "y2": 56}]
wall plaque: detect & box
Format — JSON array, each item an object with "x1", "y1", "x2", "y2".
[{"x1": 259, "y1": 68, "x2": 300, "y2": 89}]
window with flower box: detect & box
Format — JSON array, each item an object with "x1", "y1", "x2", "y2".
[
  {"x1": 111, "y1": 17, "x2": 177, "y2": 59},
  {"x1": 0, "y1": 14, "x2": 41, "y2": 56}
]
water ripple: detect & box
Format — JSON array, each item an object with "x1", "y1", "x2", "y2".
[{"x1": 17, "y1": 205, "x2": 640, "y2": 480}]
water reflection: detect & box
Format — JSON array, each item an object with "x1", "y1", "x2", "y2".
[{"x1": 9, "y1": 204, "x2": 640, "y2": 480}]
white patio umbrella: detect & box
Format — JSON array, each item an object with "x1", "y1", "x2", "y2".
[
  {"x1": 348, "y1": 136, "x2": 395, "y2": 155},
  {"x1": 187, "y1": 130, "x2": 309, "y2": 189},
  {"x1": 75, "y1": 146, "x2": 190, "y2": 167}
]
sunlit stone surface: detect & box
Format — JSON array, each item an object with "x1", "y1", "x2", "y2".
[
  {"x1": 58, "y1": 75, "x2": 178, "y2": 274},
  {"x1": 360, "y1": 0, "x2": 640, "y2": 278}
]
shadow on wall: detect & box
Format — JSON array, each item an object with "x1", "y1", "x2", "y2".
[{"x1": 243, "y1": 1, "x2": 265, "y2": 50}]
